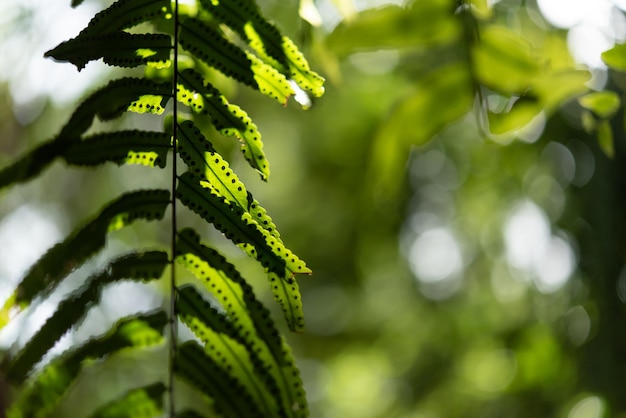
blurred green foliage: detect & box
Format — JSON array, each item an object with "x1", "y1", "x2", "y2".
[{"x1": 2, "y1": 0, "x2": 626, "y2": 417}]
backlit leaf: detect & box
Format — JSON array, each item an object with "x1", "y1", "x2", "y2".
[
  {"x1": 59, "y1": 78, "x2": 171, "y2": 138},
  {"x1": 88, "y1": 383, "x2": 166, "y2": 418},
  {"x1": 177, "y1": 285, "x2": 279, "y2": 417},
  {"x1": 472, "y1": 25, "x2": 539, "y2": 94},
  {"x1": 46, "y1": 32, "x2": 171, "y2": 70},
  {"x1": 179, "y1": 18, "x2": 294, "y2": 105},
  {"x1": 597, "y1": 119, "x2": 614, "y2": 158},
  {"x1": 175, "y1": 341, "x2": 264, "y2": 418},
  {"x1": 62, "y1": 130, "x2": 171, "y2": 168},
  {"x1": 176, "y1": 120, "x2": 279, "y2": 238},
  {"x1": 327, "y1": 2, "x2": 461, "y2": 56},
  {"x1": 601, "y1": 43, "x2": 626, "y2": 71},
  {"x1": 0, "y1": 136, "x2": 74, "y2": 190},
  {"x1": 177, "y1": 68, "x2": 269, "y2": 180},
  {"x1": 578, "y1": 91, "x2": 621, "y2": 119},
  {"x1": 78, "y1": 0, "x2": 171, "y2": 36}
]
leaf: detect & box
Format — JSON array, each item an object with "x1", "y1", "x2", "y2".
[
  {"x1": 0, "y1": 190, "x2": 170, "y2": 330},
  {"x1": 176, "y1": 229, "x2": 308, "y2": 415},
  {"x1": 487, "y1": 97, "x2": 541, "y2": 134},
  {"x1": 176, "y1": 285, "x2": 279, "y2": 417},
  {"x1": 176, "y1": 171, "x2": 310, "y2": 279},
  {"x1": 176, "y1": 120, "x2": 279, "y2": 238},
  {"x1": 59, "y1": 78, "x2": 171, "y2": 138},
  {"x1": 62, "y1": 130, "x2": 171, "y2": 168},
  {"x1": 179, "y1": 18, "x2": 294, "y2": 105},
  {"x1": 472, "y1": 25, "x2": 539, "y2": 94},
  {"x1": 0, "y1": 136, "x2": 74, "y2": 191},
  {"x1": 46, "y1": 32, "x2": 172, "y2": 71},
  {"x1": 177, "y1": 69, "x2": 270, "y2": 180},
  {"x1": 88, "y1": 383, "x2": 166, "y2": 418},
  {"x1": 175, "y1": 341, "x2": 264, "y2": 418},
  {"x1": 177, "y1": 120, "x2": 247, "y2": 205},
  {"x1": 78, "y1": 0, "x2": 172, "y2": 37},
  {"x1": 326, "y1": 2, "x2": 461, "y2": 56},
  {"x1": 533, "y1": 69, "x2": 591, "y2": 112},
  {"x1": 368, "y1": 63, "x2": 472, "y2": 198},
  {"x1": 597, "y1": 119, "x2": 615, "y2": 158},
  {"x1": 578, "y1": 91, "x2": 621, "y2": 119},
  {"x1": 601, "y1": 43, "x2": 626, "y2": 71},
  {"x1": 465, "y1": 0, "x2": 492, "y2": 19},
  {"x1": 197, "y1": 0, "x2": 324, "y2": 97},
  {"x1": 6, "y1": 251, "x2": 168, "y2": 384},
  {"x1": 8, "y1": 311, "x2": 167, "y2": 418}
]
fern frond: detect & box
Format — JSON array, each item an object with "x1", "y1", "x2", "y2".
[
  {"x1": 176, "y1": 229, "x2": 308, "y2": 415},
  {"x1": 197, "y1": 0, "x2": 325, "y2": 97},
  {"x1": 179, "y1": 18, "x2": 294, "y2": 105},
  {"x1": 0, "y1": 190, "x2": 170, "y2": 330},
  {"x1": 87, "y1": 382, "x2": 166, "y2": 418},
  {"x1": 46, "y1": 32, "x2": 172, "y2": 71},
  {"x1": 176, "y1": 121, "x2": 278, "y2": 239},
  {"x1": 62, "y1": 130, "x2": 171, "y2": 168},
  {"x1": 0, "y1": 136, "x2": 74, "y2": 190},
  {"x1": 59, "y1": 78, "x2": 171, "y2": 138},
  {"x1": 78, "y1": 0, "x2": 171, "y2": 36},
  {"x1": 177, "y1": 285, "x2": 279, "y2": 417},
  {"x1": 6, "y1": 251, "x2": 168, "y2": 384},
  {"x1": 8, "y1": 311, "x2": 168, "y2": 418},
  {"x1": 177, "y1": 69, "x2": 269, "y2": 180},
  {"x1": 175, "y1": 341, "x2": 264, "y2": 418}
]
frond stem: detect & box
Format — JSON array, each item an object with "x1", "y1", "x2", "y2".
[{"x1": 169, "y1": 0, "x2": 180, "y2": 416}]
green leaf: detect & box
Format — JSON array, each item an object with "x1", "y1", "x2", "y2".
[
  {"x1": 176, "y1": 120, "x2": 279, "y2": 238},
  {"x1": 177, "y1": 120, "x2": 247, "y2": 205},
  {"x1": 466, "y1": 0, "x2": 492, "y2": 19},
  {"x1": 0, "y1": 136, "x2": 74, "y2": 191},
  {"x1": 597, "y1": 119, "x2": 615, "y2": 158},
  {"x1": 175, "y1": 171, "x2": 310, "y2": 281},
  {"x1": 46, "y1": 32, "x2": 172, "y2": 71},
  {"x1": 177, "y1": 285, "x2": 279, "y2": 417},
  {"x1": 578, "y1": 91, "x2": 621, "y2": 119},
  {"x1": 8, "y1": 311, "x2": 167, "y2": 418},
  {"x1": 177, "y1": 69, "x2": 270, "y2": 180},
  {"x1": 0, "y1": 190, "x2": 170, "y2": 330},
  {"x1": 472, "y1": 25, "x2": 539, "y2": 94},
  {"x1": 6, "y1": 251, "x2": 168, "y2": 384},
  {"x1": 533, "y1": 69, "x2": 591, "y2": 112},
  {"x1": 59, "y1": 78, "x2": 171, "y2": 138},
  {"x1": 62, "y1": 130, "x2": 171, "y2": 168},
  {"x1": 175, "y1": 341, "x2": 264, "y2": 418},
  {"x1": 88, "y1": 383, "x2": 166, "y2": 418},
  {"x1": 78, "y1": 0, "x2": 171, "y2": 36},
  {"x1": 197, "y1": 0, "x2": 324, "y2": 97},
  {"x1": 176, "y1": 229, "x2": 308, "y2": 415},
  {"x1": 601, "y1": 43, "x2": 626, "y2": 71},
  {"x1": 326, "y1": 2, "x2": 461, "y2": 56},
  {"x1": 179, "y1": 18, "x2": 294, "y2": 105},
  {"x1": 487, "y1": 97, "x2": 541, "y2": 134},
  {"x1": 369, "y1": 63, "x2": 472, "y2": 198}
]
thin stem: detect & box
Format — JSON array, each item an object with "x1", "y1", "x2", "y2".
[{"x1": 169, "y1": 0, "x2": 180, "y2": 416}]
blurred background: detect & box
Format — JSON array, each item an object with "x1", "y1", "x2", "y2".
[{"x1": 2, "y1": 0, "x2": 626, "y2": 417}]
